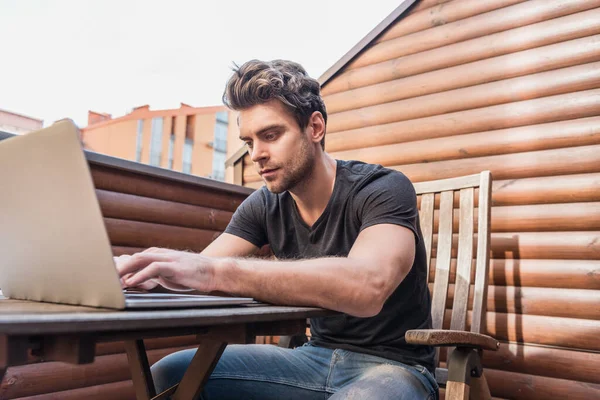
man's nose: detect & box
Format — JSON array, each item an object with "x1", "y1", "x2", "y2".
[{"x1": 250, "y1": 143, "x2": 268, "y2": 163}]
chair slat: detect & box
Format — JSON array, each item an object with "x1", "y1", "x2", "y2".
[
  {"x1": 471, "y1": 171, "x2": 493, "y2": 334},
  {"x1": 450, "y1": 188, "x2": 474, "y2": 332},
  {"x1": 430, "y1": 190, "x2": 454, "y2": 333},
  {"x1": 414, "y1": 174, "x2": 481, "y2": 195},
  {"x1": 420, "y1": 193, "x2": 435, "y2": 282}
]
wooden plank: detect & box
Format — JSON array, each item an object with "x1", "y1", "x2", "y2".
[
  {"x1": 96, "y1": 335, "x2": 201, "y2": 356},
  {"x1": 170, "y1": 340, "x2": 226, "y2": 400},
  {"x1": 430, "y1": 231, "x2": 600, "y2": 260},
  {"x1": 327, "y1": 34, "x2": 600, "y2": 114},
  {"x1": 0, "y1": 345, "x2": 192, "y2": 398},
  {"x1": 86, "y1": 152, "x2": 252, "y2": 198},
  {"x1": 104, "y1": 218, "x2": 220, "y2": 251},
  {"x1": 329, "y1": 34, "x2": 600, "y2": 114},
  {"x1": 470, "y1": 372, "x2": 492, "y2": 400},
  {"x1": 404, "y1": 0, "x2": 453, "y2": 17},
  {"x1": 322, "y1": 8, "x2": 600, "y2": 96},
  {"x1": 429, "y1": 258, "x2": 600, "y2": 290},
  {"x1": 37, "y1": 335, "x2": 96, "y2": 365},
  {"x1": 427, "y1": 202, "x2": 600, "y2": 233},
  {"x1": 375, "y1": 0, "x2": 524, "y2": 44},
  {"x1": 97, "y1": 190, "x2": 233, "y2": 232},
  {"x1": 449, "y1": 188, "x2": 474, "y2": 332},
  {"x1": 444, "y1": 311, "x2": 600, "y2": 351},
  {"x1": 431, "y1": 191, "x2": 455, "y2": 330},
  {"x1": 248, "y1": 134, "x2": 600, "y2": 185},
  {"x1": 324, "y1": 86, "x2": 600, "y2": 153},
  {"x1": 394, "y1": 144, "x2": 600, "y2": 184},
  {"x1": 446, "y1": 381, "x2": 469, "y2": 400},
  {"x1": 469, "y1": 172, "x2": 490, "y2": 334},
  {"x1": 431, "y1": 191, "x2": 454, "y2": 367},
  {"x1": 328, "y1": 60, "x2": 600, "y2": 133},
  {"x1": 484, "y1": 367, "x2": 600, "y2": 400},
  {"x1": 415, "y1": 173, "x2": 600, "y2": 208},
  {"x1": 233, "y1": 161, "x2": 243, "y2": 186},
  {"x1": 331, "y1": 115, "x2": 600, "y2": 168},
  {"x1": 491, "y1": 173, "x2": 600, "y2": 206},
  {"x1": 12, "y1": 379, "x2": 135, "y2": 400},
  {"x1": 0, "y1": 302, "x2": 334, "y2": 335},
  {"x1": 414, "y1": 174, "x2": 480, "y2": 195},
  {"x1": 434, "y1": 284, "x2": 600, "y2": 320},
  {"x1": 124, "y1": 340, "x2": 155, "y2": 400},
  {"x1": 475, "y1": 342, "x2": 600, "y2": 385},
  {"x1": 419, "y1": 193, "x2": 435, "y2": 281},
  {"x1": 91, "y1": 166, "x2": 248, "y2": 213},
  {"x1": 347, "y1": 0, "x2": 597, "y2": 71},
  {"x1": 439, "y1": 388, "x2": 506, "y2": 400},
  {"x1": 316, "y1": 89, "x2": 600, "y2": 161}
]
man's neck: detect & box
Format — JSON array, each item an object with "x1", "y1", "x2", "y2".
[{"x1": 289, "y1": 153, "x2": 337, "y2": 228}]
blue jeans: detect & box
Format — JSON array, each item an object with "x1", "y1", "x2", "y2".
[{"x1": 151, "y1": 342, "x2": 439, "y2": 399}]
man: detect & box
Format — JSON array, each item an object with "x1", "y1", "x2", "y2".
[{"x1": 116, "y1": 59, "x2": 437, "y2": 399}]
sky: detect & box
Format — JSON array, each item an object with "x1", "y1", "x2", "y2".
[{"x1": 0, "y1": 0, "x2": 400, "y2": 127}]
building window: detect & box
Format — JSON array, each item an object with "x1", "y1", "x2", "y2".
[
  {"x1": 182, "y1": 137, "x2": 193, "y2": 174},
  {"x1": 216, "y1": 110, "x2": 228, "y2": 124},
  {"x1": 135, "y1": 120, "x2": 144, "y2": 162},
  {"x1": 149, "y1": 117, "x2": 163, "y2": 166},
  {"x1": 212, "y1": 150, "x2": 226, "y2": 181},
  {"x1": 168, "y1": 116, "x2": 176, "y2": 169},
  {"x1": 168, "y1": 134, "x2": 175, "y2": 170},
  {"x1": 211, "y1": 111, "x2": 228, "y2": 181}
]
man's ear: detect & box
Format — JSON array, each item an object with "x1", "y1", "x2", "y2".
[{"x1": 308, "y1": 111, "x2": 326, "y2": 145}]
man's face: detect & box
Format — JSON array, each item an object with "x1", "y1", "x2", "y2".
[{"x1": 238, "y1": 100, "x2": 315, "y2": 194}]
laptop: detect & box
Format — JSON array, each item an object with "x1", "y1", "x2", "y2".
[{"x1": 0, "y1": 120, "x2": 254, "y2": 309}]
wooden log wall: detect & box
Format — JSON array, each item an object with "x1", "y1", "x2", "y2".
[
  {"x1": 0, "y1": 154, "x2": 254, "y2": 399},
  {"x1": 239, "y1": 0, "x2": 600, "y2": 398}
]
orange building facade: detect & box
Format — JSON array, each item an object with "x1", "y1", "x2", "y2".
[{"x1": 81, "y1": 103, "x2": 230, "y2": 180}]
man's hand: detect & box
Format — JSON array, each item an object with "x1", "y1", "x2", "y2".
[
  {"x1": 114, "y1": 254, "x2": 160, "y2": 291},
  {"x1": 115, "y1": 247, "x2": 218, "y2": 292}
]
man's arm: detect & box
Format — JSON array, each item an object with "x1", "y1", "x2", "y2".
[
  {"x1": 116, "y1": 233, "x2": 259, "y2": 291},
  {"x1": 201, "y1": 232, "x2": 260, "y2": 258},
  {"x1": 119, "y1": 223, "x2": 415, "y2": 317}
]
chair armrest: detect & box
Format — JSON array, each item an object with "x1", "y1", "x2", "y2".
[{"x1": 405, "y1": 329, "x2": 500, "y2": 351}]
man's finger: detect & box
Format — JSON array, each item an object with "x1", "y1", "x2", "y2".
[
  {"x1": 125, "y1": 261, "x2": 172, "y2": 287},
  {"x1": 143, "y1": 247, "x2": 168, "y2": 253},
  {"x1": 117, "y1": 253, "x2": 171, "y2": 277}
]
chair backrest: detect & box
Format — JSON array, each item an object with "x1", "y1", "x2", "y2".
[{"x1": 414, "y1": 171, "x2": 492, "y2": 368}]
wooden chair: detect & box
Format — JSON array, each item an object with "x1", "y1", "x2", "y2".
[{"x1": 406, "y1": 171, "x2": 498, "y2": 400}]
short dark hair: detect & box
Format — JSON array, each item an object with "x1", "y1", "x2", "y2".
[{"x1": 223, "y1": 59, "x2": 327, "y2": 149}]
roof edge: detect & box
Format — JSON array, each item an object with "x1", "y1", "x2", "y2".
[
  {"x1": 82, "y1": 104, "x2": 227, "y2": 132},
  {"x1": 317, "y1": 0, "x2": 418, "y2": 86}
]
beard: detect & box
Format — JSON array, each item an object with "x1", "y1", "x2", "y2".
[{"x1": 264, "y1": 136, "x2": 315, "y2": 194}]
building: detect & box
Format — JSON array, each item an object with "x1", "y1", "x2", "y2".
[
  {"x1": 82, "y1": 103, "x2": 230, "y2": 181},
  {"x1": 0, "y1": 108, "x2": 43, "y2": 135}
]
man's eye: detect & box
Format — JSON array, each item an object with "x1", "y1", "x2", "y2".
[
  {"x1": 245, "y1": 142, "x2": 253, "y2": 149},
  {"x1": 265, "y1": 133, "x2": 277, "y2": 141}
]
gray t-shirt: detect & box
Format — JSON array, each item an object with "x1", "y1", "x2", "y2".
[{"x1": 225, "y1": 159, "x2": 435, "y2": 371}]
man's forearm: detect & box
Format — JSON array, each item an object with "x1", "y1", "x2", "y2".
[{"x1": 213, "y1": 257, "x2": 388, "y2": 317}]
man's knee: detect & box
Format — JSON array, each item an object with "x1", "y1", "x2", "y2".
[
  {"x1": 151, "y1": 348, "x2": 197, "y2": 394},
  {"x1": 331, "y1": 364, "x2": 435, "y2": 400}
]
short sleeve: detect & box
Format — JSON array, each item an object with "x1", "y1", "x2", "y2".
[
  {"x1": 224, "y1": 188, "x2": 268, "y2": 248},
  {"x1": 354, "y1": 171, "x2": 420, "y2": 243}
]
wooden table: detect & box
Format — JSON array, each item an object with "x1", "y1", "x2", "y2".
[{"x1": 0, "y1": 297, "x2": 334, "y2": 400}]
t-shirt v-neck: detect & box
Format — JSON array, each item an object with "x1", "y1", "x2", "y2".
[{"x1": 290, "y1": 160, "x2": 342, "y2": 232}]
